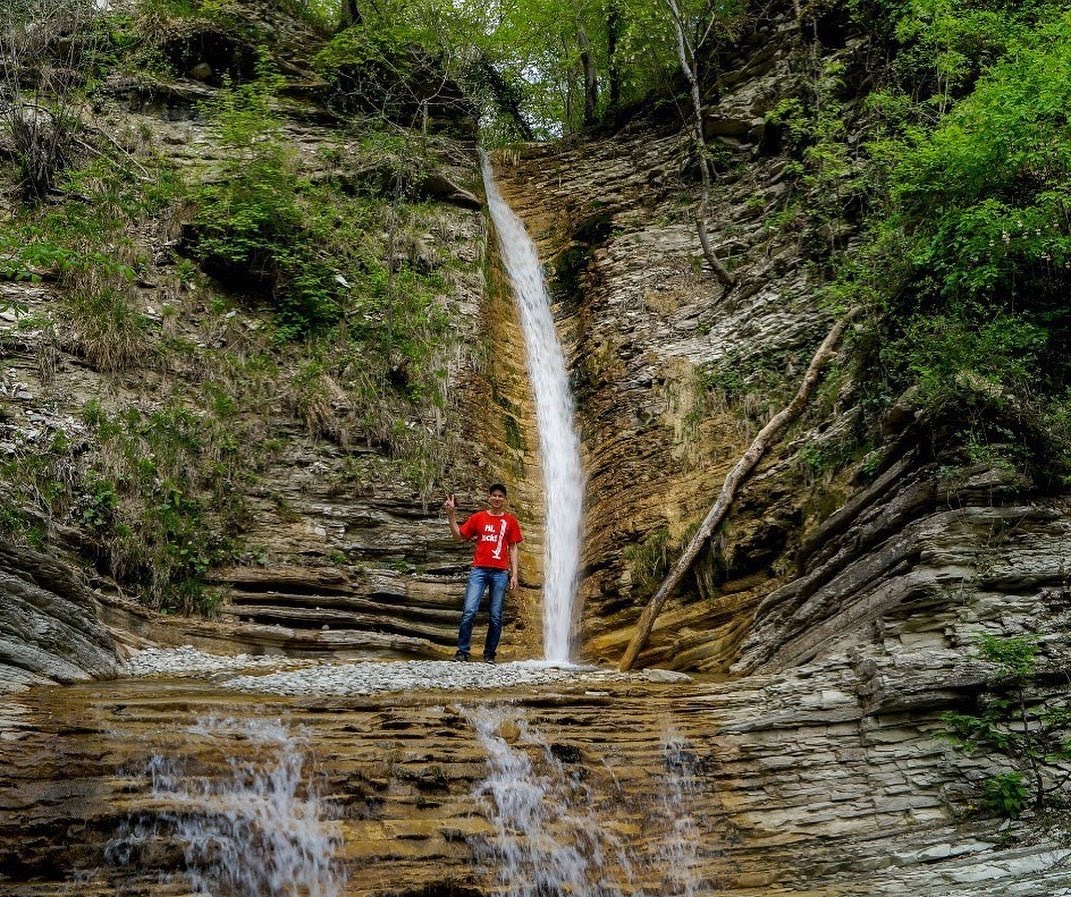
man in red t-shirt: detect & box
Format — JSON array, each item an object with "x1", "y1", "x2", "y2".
[{"x1": 443, "y1": 483, "x2": 523, "y2": 663}]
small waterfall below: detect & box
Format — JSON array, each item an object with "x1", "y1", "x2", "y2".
[
  {"x1": 481, "y1": 153, "x2": 585, "y2": 664},
  {"x1": 470, "y1": 707, "x2": 705, "y2": 897},
  {"x1": 106, "y1": 716, "x2": 345, "y2": 897},
  {"x1": 654, "y1": 734, "x2": 704, "y2": 897},
  {"x1": 470, "y1": 707, "x2": 636, "y2": 897}
]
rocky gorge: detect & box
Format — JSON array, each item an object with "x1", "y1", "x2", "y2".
[{"x1": 3, "y1": 0, "x2": 1071, "y2": 894}]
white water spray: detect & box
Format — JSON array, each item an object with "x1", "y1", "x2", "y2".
[
  {"x1": 470, "y1": 708, "x2": 706, "y2": 897},
  {"x1": 481, "y1": 153, "x2": 584, "y2": 663},
  {"x1": 654, "y1": 734, "x2": 704, "y2": 897},
  {"x1": 470, "y1": 707, "x2": 635, "y2": 897},
  {"x1": 106, "y1": 717, "x2": 344, "y2": 897}
]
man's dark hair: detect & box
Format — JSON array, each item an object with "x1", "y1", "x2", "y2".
[{"x1": 488, "y1": 483, "x2": 508, "y2": 496}]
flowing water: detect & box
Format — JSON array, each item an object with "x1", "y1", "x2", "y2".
[
  {"x1": 470, "y1": 707, "x2": 704, "y2": 897},
  {"x1": 106, "y1": 716, "x2": 345, "y2": 897},
  {"x1": 481, "y1": 153, "x2": 585, "y2": 664},
  {"x1": 653, "y1": 734, "x2": 705, "y2": 897}
]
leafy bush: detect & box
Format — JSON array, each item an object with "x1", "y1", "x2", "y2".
[
  {"x1": 982, "y1": 772, "x2": 1030, "y2": 819},
  {"x1": 191, "y1": 74, "x2": 342, "y2": 336},
  {"x1": 941, "y1": 634, "x2": 1071, "y2": 817},
  {"x1": 826, "y1": 6, "x2": 1071, "y2": 480}
]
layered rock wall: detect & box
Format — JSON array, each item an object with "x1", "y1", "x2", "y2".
[
  {"x1": 4, "y1": 673, "x2": 1071, "y2": 896},
  {"x1": 0, "y1": 543, "x2": 117, "y2": 691},
  {"x1": 490, "y1": 6, "x2": 1071, "y2": 689}
]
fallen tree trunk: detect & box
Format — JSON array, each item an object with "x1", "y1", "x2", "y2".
[{"x1": 618, "y1": 310, "x2": 858, "y2": 672}]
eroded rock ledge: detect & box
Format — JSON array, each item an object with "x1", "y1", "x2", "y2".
[
  {"x1": 0, "y1": 542, "x2": 118, "y2": 691},
  {"x1": 2, "y1": 668, "x2": 1070, "y2": 897}
]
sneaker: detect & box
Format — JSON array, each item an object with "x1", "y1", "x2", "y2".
[
  {"x1": 452, "y1": 650, "x2": 469, "y2": 662},
  {"x1": 482, "y1": 655, "x2": 496, "y2": 664}
]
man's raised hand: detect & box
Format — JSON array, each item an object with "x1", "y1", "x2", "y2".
[{"x1": 443, "y1": 493, "x2": 456, "y2": 514}]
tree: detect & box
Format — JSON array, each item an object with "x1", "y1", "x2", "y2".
[
  {"x1": 338, "y1": 0, "x2": 362, "y2": 31},
  {"x1": 662, "y1": 0, "x2": 740, "y2": 287}
]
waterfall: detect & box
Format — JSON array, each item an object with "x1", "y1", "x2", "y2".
[
  {"x1": 481, "y1": 153, "x2": 585, "y2": 664},
  {"x1": 106, "y1": 717, "x2": 344, "y2": 897},
  {"x1": 470, "y1": 707, "x2": 635, "y2": 897},
  {"x1": 470, "y1": 708, "x2": 705, "y2": 897}
]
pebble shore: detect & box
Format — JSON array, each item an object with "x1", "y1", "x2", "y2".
[{"x1": 121, "y1": 646, "x2": 692, "y2": 696}]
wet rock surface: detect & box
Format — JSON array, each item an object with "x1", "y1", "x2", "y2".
[{"x1": 2, "y1": 666, "x2": 1070, "y2": 897}]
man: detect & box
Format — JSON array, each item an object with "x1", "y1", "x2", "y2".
[{"x1": 443, "y1": 484, "x2": 523, "y2": 663}]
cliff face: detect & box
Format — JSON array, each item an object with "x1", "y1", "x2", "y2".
[
  {"x1": 0, "y1": 542, "x2": 117, "y2": 691},
  {"x1": 4, "y1": 0, "x2": 1070, "y2": 701},
  {"x1": 0, "y1": 1, "x2": 551, "y2": 679},
  {"x1": 4, "y1": 4, "x2": 1071, "y2": 893},
  {"x1": 490, "y1": 9, "x2": 1071, "y2": 688}
]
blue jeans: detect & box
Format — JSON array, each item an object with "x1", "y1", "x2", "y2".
[{"x1": 457, "y1": 566, "x2": 509, "y2": 658}]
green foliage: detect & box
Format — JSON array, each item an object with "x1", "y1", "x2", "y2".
[
  {"x1": 80, "y1": 400, "x2": 251, "y2": 614},
  {"x1": 764, "y1": 57, "x2": 861, "y2": 256},
  {"x1": 823, "y1": 4, "x2": 1071, "y2": 482},
  {"x1": 694, "y1": 349, "x2": 791, "y2": 428},
  {"x1": 191, "y1": 72, "x2": 342, "y2": 335},
  {"x1": 278, "y1": 0, "x2": 340, "y2": 30},
  {"x1": 941, "y1": 634, "x2": 1071, "y2": 817},
  {"x1": 0, "y1": 153, "x2": 183, "y2": 368},
  {"x1": 185, "y1": 69, "x2": 459, "y2": 494},
  {"x1": 0, "y1": 428, "x2": 78, "y2": 540},
  {"x1": 0, "y1": 0, "x2": 109, "y2": 199},
  {"x1": 982, "y1": 772, "x2": 1030, "y2": 818},
  {"x1": 885, "y1": 313, "x2": 1047, "y2": 409},
  {"x1": 977, "y1": 631, "x2": 1039, "y2": 681},
  {"x1": 888, "y1": 0, "x2": 1062, "y2": 108},
  {"x1": 313, "y1": 0, "x2": 746, "y2": 137},
  {"x1": 623, "y1": 527, "x2": 672, "y2": 593},
  {"x1": 0, "y1": 498, "x2": 46, "y2": 548}
]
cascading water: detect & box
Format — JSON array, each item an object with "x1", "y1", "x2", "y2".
[
  {"x1": 106, "y1": 716, "x2": 344, "y2": 897},
  {"x1": 481, "y1": 153, "x2": 585, "y2": 664},
  {"x1": 653, "y1": 734, "x2": 705, "y2": 897},
  {"x1": 470, "y1": 707, "x2": 636, "y2": 897},
  {"x1": 470, "y1": 707, "x2": 705, "y2": 897}
]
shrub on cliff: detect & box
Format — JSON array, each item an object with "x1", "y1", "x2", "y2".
[
  {"x1": 942, "y1": 634, "x2": 1071, "y2": 818},
  {"x1": 189, "y1": 71, "x2": 343, "y2": 336},
  {"x1": 839, "y1": 7, "x2": 1071, "y2": 482}
]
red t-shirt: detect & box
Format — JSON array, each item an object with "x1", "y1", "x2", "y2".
[{"x1": 459, "y1": 510, "x2": 523, "y2": 570}]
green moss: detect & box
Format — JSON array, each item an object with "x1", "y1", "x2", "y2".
[{"x1": 504, "y1": 414, "x2": 523, "y2": 451}]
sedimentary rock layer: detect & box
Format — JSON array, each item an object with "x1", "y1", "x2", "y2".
[{"x1": 1, "y1": 670, "x2": 1068, "y2": 896}]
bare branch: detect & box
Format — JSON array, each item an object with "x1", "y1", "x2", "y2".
[{"x1": 619, "y1": 310, "x2": 859, "y2": 671}]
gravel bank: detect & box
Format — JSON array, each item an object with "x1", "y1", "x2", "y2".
[{"x1": 121, "y1": 646, "x2": 691, "y2": 696}]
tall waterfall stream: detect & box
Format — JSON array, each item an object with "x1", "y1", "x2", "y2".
[{"x1": 481, "y1": 154, "x2": 585, "y2": 664}]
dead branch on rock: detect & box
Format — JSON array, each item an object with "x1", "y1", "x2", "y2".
[
  {"x1": 618, "y1": 309, "x2": 859, "y2": 672},
  {"x1": 664, "y1": 0, "x2": 734, "y2": 290}
]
